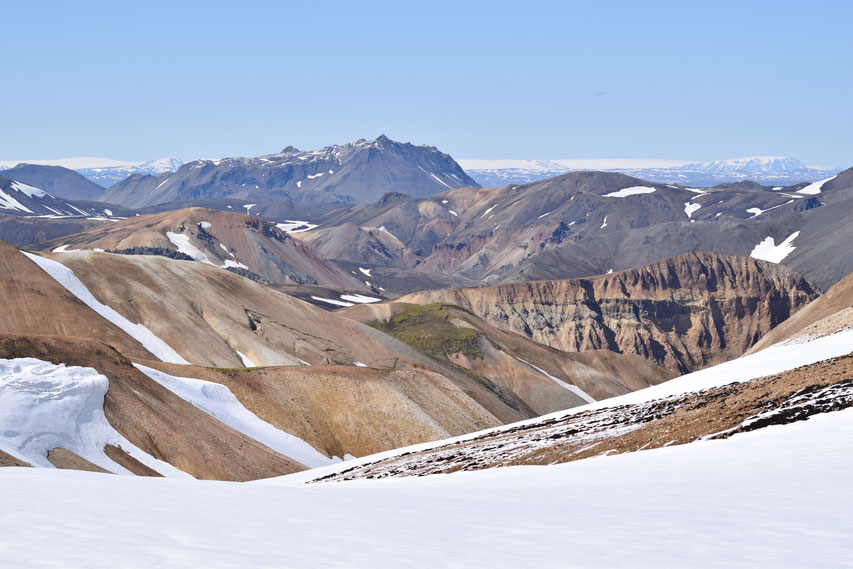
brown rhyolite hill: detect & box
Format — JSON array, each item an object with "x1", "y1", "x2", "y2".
[
  {"x1": 0, "y1": 333, "x2": 501, "y2": 477},
  {"x1": 13, "y1": 244, "x2": 662, "y2": 426},
  {"x1": 399, "y1": 252, "x2": 819, "y2": 374},
  {"x1": 34, "y1": 207, "x2": 364, "y2": 289}
]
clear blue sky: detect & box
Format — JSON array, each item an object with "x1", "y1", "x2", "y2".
[{"x1": 1, "y1": 0, "x2": 850, "y2": 167}]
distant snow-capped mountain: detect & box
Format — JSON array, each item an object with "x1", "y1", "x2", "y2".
[
  {"x1": 679, "y1": 156, "x2": 813, "y2": 174},
  {"x1": 99, "y1": 136, "x2": 479, "y2": 208},
  {"x1": 0, "y1": 157, "x2": 184, "y2": 188},
  {"x1": 461, "y1": 156, "x2": 840, "y2": 188},
  {"x1": 77, "y1": 158, "x2": 184, "y2": 187}
]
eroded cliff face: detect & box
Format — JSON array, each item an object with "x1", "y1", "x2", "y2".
[{"x1": 400, "y1": 252, "x2": 819, "y2": 374}]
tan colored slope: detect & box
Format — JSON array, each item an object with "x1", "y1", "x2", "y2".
[
  {"x1": 319, "y1": 353, "x2": 853, "y2": 482},
  {"x1": 33, "y1": 250, "x2": 424, "y2": 369},
  {"x1": 35, "y1": 207, "x2": 364, "y2": 288},
  {"x1": 0, "y1": 333, "x2": 306, "y2": 480},
  {"x1": 0, "y1": 241, "x2": 155, "y2": 361},
  {"x1": 398, "y1": 252, "x2": 818, "y2": 374},
  {"x1": 144, "y1": 362, "x2": 501, "y2": 459},
  {"x1": 344, "y1": 302, "x2": 673, "y2": 414},
  {"x1": 748, "y1": 271, "x2": 853, "y2": 353},
  {"x1": 13, "y1": 245, "x2": 540, "y2": 425}
]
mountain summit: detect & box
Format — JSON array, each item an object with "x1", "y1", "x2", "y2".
[{"x1": 100, "y1": 136, "x2": 479, "y2": 208}]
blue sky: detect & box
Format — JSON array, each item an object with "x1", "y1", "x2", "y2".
[{"x1": 1, "y1": 0, "x2": 850, "y2": 167}]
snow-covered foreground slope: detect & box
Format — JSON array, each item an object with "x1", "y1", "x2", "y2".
[
  {"x1": 1, "y1": 409, "x2": 851, "y2": 568},
  {"x1": 274, "y1": 329, "x2": 853, "y2": 483}
]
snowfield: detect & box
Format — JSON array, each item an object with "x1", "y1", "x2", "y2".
[
  {"x1": 22, "y1": 253, "x2": 189, "y2": 365},
  {"x1": 0, "y1": 358, "x2": 185, "y2": 476},
  {"x1": 1, "y1": 408, "x2": 851, "y2": 568}
]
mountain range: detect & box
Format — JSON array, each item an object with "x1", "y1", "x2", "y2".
[
  {"x1": 0, "y1": 157, "x2": 183, "y2": 188},
  {"x1": 99, "y1": 136, "x2": 479, "y2": 208},
  {"x1": 1, "y1": 134, "x2": 852, "y2": 568},
  {"x1": 461, "y1": 156, "x2": 840, "y2": 188},
  {"x1": 292, "y1": 166, "x2": 853, "y2": 291}
]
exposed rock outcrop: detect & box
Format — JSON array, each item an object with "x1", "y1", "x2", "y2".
[{"x1": 400, "y1": 252, "x2": 819, "y2": 373}]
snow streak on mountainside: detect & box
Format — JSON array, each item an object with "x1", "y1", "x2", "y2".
[
  {"x1": 461, "y1": 156, "x2": 840, "y2": 188},
  {"x1": 21, "y1": 252, "x2": 189, "y2": 364},
  {"x1": 135, "y1": 364, "x2": 336, "y2": 468}
]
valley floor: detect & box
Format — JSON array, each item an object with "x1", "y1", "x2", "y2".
[{"x1": 1, "y1": 407, "x2": 851, "y2": 568}]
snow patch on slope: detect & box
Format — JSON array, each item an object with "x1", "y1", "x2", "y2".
[
  {"x1": 340, "y1": 294, "x2": 381, "y2": 304},
  {"x1": 236, "y1": 351, "x2": 256, "y2": 367},
  {"x1": 276, "y1": 220, "x2": 318, "y2": 233},
  {"x1": 684, "y1": 201, "x2": 702, "y2": 218},
  {"x1": 750, "y1": 231, "x2": 800, "y2": 263},
  {"x1": 10, "y1": 180, "x2": 47, "y2": 198},
  {"x1": 604, "y1": 186, "x2": 657, "y2": 198},
  {"x1": 311, "y1": 296, "x2": 355, "y2": 307},
  {"x1": 797, "y1": 176, "x2": 834, "y2": 195},
  {"x1": 166, "y1": 232, "x2": 214, "y2": 265},
  {"x1": 0, "y1": 189, "x2": 34, "y2": 213}
]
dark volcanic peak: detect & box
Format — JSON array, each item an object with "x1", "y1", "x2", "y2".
[{"x1": 100, "y1": 136, "x2": 479, "y2": 209}]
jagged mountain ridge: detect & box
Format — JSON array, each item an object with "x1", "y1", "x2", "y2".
[{"x1": 100, "y1": 136, "x2": 479, "y2": 208}]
